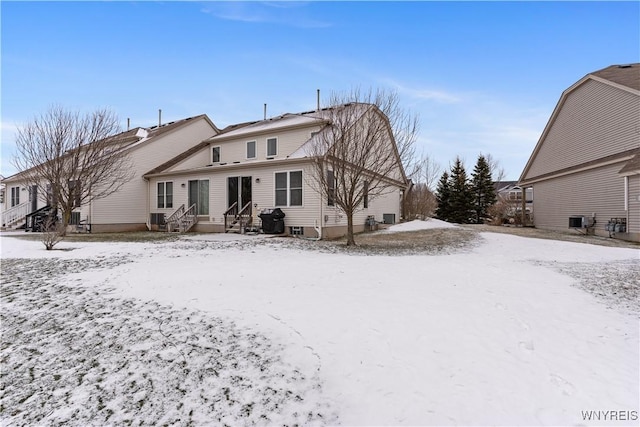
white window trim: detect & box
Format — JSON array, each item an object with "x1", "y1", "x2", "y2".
[
  {"x1": 188, "y1": 179, "x2": 210, "y2": 215},
  {"x1": 327, "y1": 169, "x2": 335, "y2": 207},
  {"x1": 157, "y1": 181, "x2": 173, "y2": 209},
  {"x1": 211, "y1": 146, "x2": 221, "y2": 163},
  {"x1": 363, "y1": 180, "x2": 369, "y2": 209},
  {"x1": 266, "y1": 137, "x2": 278, "y2": 158},
  {"x1": 10, "y1": 186, "x2": 20, "y2": 207},
  {"x1": 274, "y1": 170, "x2": 303, "y2": 207},
  {"x1": 246, "y1": 140, "x2": 257, "y2": 159}
]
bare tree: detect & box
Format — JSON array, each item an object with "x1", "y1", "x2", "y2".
[
  {"x1": 40, "y1": 215, "x2": 66, "y2": 250},
  {"x1": 13, "y1": 106, "x2": 134, "y2": 241},
  {"x1": 485, "y1": 153, "x2": 506, "y2": 182},
  {"x1": 404, "y1": 153, "x2": 441, "y2": 219},
  {"x1": 308, "y1": 89, "x2": 417, "y2": 245}
]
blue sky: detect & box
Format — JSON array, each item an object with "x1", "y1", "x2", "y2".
[{"x1": 2, "y1": 1, "x2": 639, "y2": 180}]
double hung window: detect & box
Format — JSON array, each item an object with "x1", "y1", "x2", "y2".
[
  {"x1": 327, "y1": 170, "x2": 335, "y2": 206},
  {"x1": 246, "y1": 141, "x2": 256, "y2": 159},
  {"x1": 157, "y1": 182, "x2": 173, "y2": 209},
  {"x1": 10, "y1": 187, "x2": 20, "y2": 207},
  {"x1": 267, "y1": 138, "x2": 277, "y2": 157},
  {"x1": 275, "y1": 171, "x2": 302, "y2": 207},
  {"x1": 212, "y1": 146, "x2": 221, "y2": 163}
]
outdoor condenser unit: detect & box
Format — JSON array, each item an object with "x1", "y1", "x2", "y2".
[{"x1": 569, "y1": 216, "x2": 586, "y2": 228}]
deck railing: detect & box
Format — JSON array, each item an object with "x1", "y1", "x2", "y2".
[
  {"x1": 178, "y1": 204, "x2": 198, "y2": 232},
  {"x1": 165, "y1": 204, "x2": 185, "y2": 232},
  {"x1": 164, "y1": 203, "x2": 198, "y2": 233},
  {"x1": 223, "y1": 202, "x2": 238, "y2": 232},
  {"x1": 2, "y1": 202, "x2": 31, "y2": 228},
  {"x1": 224, "y1": 201, "x2": 252, "y2": 233}
]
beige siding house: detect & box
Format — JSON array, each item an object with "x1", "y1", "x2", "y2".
[
  {"x1": 519, "y1": 63, "x2": 640, "y2": 242},
  {"x1": 144, "y1": 105, "x2": 408, "y2": 238},
  {"x1": 3, "y1": 104, "x2": 407, "y2": 239},
  {"x1": 1, "y1": 115, "x2": 218, "y2": 232}
]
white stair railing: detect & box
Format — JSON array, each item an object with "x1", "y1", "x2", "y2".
[
  {"x1": 164, "y1": 204, "x2": 198, "y2": 233},
  {"x1": 165, "y1": 204, "x2": 185, "y2": 232},
  {"x1": 2, "y1": 202, "x2": 31, "y2": 228},
  {"x1": 178, "y1": 203, "x2": 198, "y2": 232}
]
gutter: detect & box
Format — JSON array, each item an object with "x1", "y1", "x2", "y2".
[{"x1": 143, "y1": 157, "x2": 311, "y2": 180}]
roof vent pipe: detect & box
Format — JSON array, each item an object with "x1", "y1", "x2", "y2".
[
  {"x1": 316, "y1": 89, "x2": 320, "y2": 111},
  {"x1": 264, "y1": 103, "x2": 267, "y2": 120},
  {"x1": 127, "y1": 118, "x2": 130, "y2": 131},
  {"x1": 158, "y1": 109, "x2": 162, "y2": 127}
]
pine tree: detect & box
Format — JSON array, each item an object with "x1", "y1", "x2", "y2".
[
  {"x1": 470, "y1": 154, "x2": 497, "y2": 224},
  {"x1": 448, "y1": 157, "x2": 473, "y2": 224},
  {"x1": 435, "y1": 171, "x2": 451, "y2": 221}
]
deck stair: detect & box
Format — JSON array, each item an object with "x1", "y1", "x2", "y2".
[
  {"x1": 1, "y1": 201, "x2": 30, "y2": 230},
  {"x1": 164, "y1": 204, "x2": 198, "y2": 233},
  {"x1": 25, "y1": 205, "x2": 57, "y2": 232},
  {"x1": 224, "y1": 201, "x2": 252, "y2": 233}
]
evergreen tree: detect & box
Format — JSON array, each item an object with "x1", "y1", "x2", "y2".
[
  {"x1": 448, "y1": 157, "x2": 473, "y2": 224},
  {"x1": 470, "y1": 154, "x2": 497, "y2": 223},
  {"x1": 435, "y1": 171, "x2": 451, "y2": 221}
]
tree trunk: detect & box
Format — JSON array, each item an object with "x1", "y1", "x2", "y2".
[
  {"x1": 60, "y1": 209, "x2": 72, "y2": 237},
  {"x1": 346, "y1": 212, "x2": 356, "y2": 246}
]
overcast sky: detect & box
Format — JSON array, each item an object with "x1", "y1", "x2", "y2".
[{"x1": 2, "y1": 1, "x2": 638, "y2": 179}]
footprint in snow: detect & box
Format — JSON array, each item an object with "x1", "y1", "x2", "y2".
[
  {"x1": 549, "y1": 373, "x2": 576, "y2": 396},
  {"x1": 518, "y1": 340, "x2": 535, "y2": 354}
]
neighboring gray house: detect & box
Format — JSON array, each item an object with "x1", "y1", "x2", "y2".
[
  {"x1": 494, "y1": 181, "x2": 533, "y2": 221},
  {"x1": 519, "y1": 63, "x2": 640, "y2": 242}
]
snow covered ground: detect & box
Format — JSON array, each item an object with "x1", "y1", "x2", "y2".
[
  {"x1": 1, "y1": 222, "x2": 638, "y2": 426},
  {"x1": 381, "y1": 217, "x2": 460, "y2": 232}
]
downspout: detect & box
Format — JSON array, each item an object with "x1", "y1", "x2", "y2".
[
  {"x1": 145, "y1": 177, "x2": 151, "y2": 230},
  {"x1": 314, "y1": 192, "x2": 323, "y2": 241},
  {"x1": 521, "y1": 187, "x2": 526, "y2": 226},
  {"x1": 314, "y1": 161, "x2": 325, "y2": 241},
  {"x1": 300, "y1": 164, "x2": 323, "y2": 241},
  {"x1": 625, "y1": 176, "x2": 629, "y2": 232},
  {"x1": 303, "y1": 169, "x2": 323, "y2": 241},
  {"x1": 88, "y1": 186, "x2": 92, "y2": 232}
]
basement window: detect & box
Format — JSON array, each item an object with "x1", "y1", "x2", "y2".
[{"x1": 289, "y1": 226, "x2": 304, "y2": 236}]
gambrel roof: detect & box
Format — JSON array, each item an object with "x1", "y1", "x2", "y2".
[
  {"x1": 210, "y1": 113, "x2": 326, "y2": 141},
  {"x1": 143, "y1": 104, "x2": 381, "y2": 177}
]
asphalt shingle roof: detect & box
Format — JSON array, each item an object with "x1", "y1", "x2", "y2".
[
  {"x1": 619, "y1": 149, "x2": 640, "y2": 175},
  {"x1": 590, "y1": 63, "x2": 640, "y2": 91}
]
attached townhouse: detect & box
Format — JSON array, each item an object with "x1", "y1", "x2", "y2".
[
  {"x1": 144, "y1": 104, "x2": 408, "y2": 239},
  {"x1": 2, "y1": 114, "x2": 218, "y2": 232},
  {"x1": 2, "y1": 104, "x2": 409, "y2": 239}
]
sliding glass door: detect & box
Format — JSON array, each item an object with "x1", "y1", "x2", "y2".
[{"x1": 188, "y1": 180, "x2": 209, "y2": 215}]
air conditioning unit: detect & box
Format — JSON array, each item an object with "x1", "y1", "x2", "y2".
[
  {"x1": 569, "y1": 216, "x2": 585, "y2": 228},
  {"x1": 383, "y1": 213, "x2": 396, "y2": 224},
  {"x1": 150, "y1": 213, "x2": 165, "y2": 225}
]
